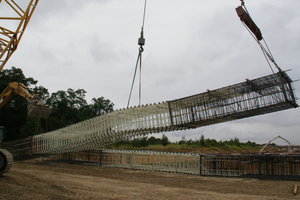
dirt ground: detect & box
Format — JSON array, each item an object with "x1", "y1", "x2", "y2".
[{"x1": 0, "y1": 158, "x2": 299, "y2": 200}]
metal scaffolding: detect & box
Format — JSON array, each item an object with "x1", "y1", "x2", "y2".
[{"x1": 31, "y1": 71, "x2": 298, "y2": 154}]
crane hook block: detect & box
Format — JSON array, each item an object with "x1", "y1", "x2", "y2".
[
  {"x1": 236, "y1": 6, "x2": 262, "y2": 41},
  {"x1": 138, "y1": 37, "x2": 145, "y2": 46}
]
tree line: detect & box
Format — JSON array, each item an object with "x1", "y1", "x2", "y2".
[
  {"x1": 112, "y1": 134, "x2": 170, "y2": 149},
  {"x1": 0, "y1": 67, "x2": 114, "y2": 141},
  {"x1": 109, "y1": 134, "x2": 258, "y2": 149}
]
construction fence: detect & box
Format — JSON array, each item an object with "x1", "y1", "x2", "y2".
[{"x1": 41, "y1": 149, "x2": 300, "y2": 180}]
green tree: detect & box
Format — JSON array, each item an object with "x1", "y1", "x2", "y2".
[
  {"x1": 114, "y1": 141, "x2": 122, "y2": 149},
  {"x1": 147, "y1": 136, "x2": 161, "y2": 145},
  {"x1": 20, "y1": 117, "x2": 44, "y2": 138},
  {"x1": 233, "y1": 137, "x2": 240, "y2": 146},
  {"x1": 161, "y1": 134, "x2": 169, "y2": 148},
  {"x1": 45, "y1": 89, "x2": 115, "y2": 131},
  {"x1": 178, "y1": 135, "x2": 186, "y2": 145},
  {"x1": 140, "y1": 136, "x2": 148, "y2": 149},
  {"x1": 91, "y1": 97, "x2": 114, "y2": 116},
  {"x1": 32, "y1": 85, "x2": 50, "y2": 103},
  {"x1": 46, "y1": 89, "x2": 89, "y2": 130},
  {"x1": 200, "y1": 134, "x2": 206, "y2": 146},
  {"x1": 131, "y1": 138, "x2": 142, "y2": 147},
  {"x1": 148, "y1": 136, "x2": 157, "y2": 145},
  {"x1": 0, "y1": 67, "x2": 38, "y2": 141}
]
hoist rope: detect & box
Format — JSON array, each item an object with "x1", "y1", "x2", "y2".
[
  {"x1": 127, "y1": 52, "x2": 141, "y2": 108},
  {"x1": 240, "y1": 1, "x2": 285, "y2": 96},
  {"x1": 241, "y1": 2, "x2": 282, "y2": 74},
  {"x1": 127, "y1": 0, "x2": 147, "y2": 108},
  {"x1": 242, "y1": 22, "x2": 275, "y2": 74},
  {"x1": 139, "y1": 52, "x2": 142, "y2": 105},
  {"x1": 142, "y1": 0, "x2": 147, "y2": 28}
]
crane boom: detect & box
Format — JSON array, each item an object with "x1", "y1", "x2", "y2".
[
  {"x1": 0, "y1": 0, "x2": 40, "y2": 176},
  {"x1": 0, "y1": 0, "x2": 39, "y2": 72},
  {"x1": 259, "y1": 135, "x2": 292, "y2": 154}
]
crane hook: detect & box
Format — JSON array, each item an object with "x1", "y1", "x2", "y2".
[{"x1": 138, "y1": 27, "x2": 145, "y2": 52}]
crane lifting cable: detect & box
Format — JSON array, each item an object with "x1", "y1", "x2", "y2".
[
  {"x1": 236, "y1": 0, "x2": 282, "y2": 73},
  {"x1": 127, "y1": 0, "x2": 147, "y2": 108}
]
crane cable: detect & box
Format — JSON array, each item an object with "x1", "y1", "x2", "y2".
[
  {"x1": 239, "y1": 1, "x2": 287, "y2": 100},
  {"x1": 240, "y1": 0, "x2": 282, "y2": 73},
  {"x1": 127, "y1": 0, "x2": 147, "y2": 108}
]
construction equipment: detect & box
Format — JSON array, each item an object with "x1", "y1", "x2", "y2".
[
  {"x1": 259, "y1": 135, "x2": 292, "y2": 154},
  {"x1": 0, "y1": 0, "x2": 39, "y2": 72},
  {"x1": 0, "y1": 148, "x2": 13, "y2": 176},
  {"x1": 0, "y1": 82, "x2": 52, "y2": 118},
  {"x1": 0, "y1": 0, "x2": 298, "y2": 176},
  {"x1": 0, "y1": 0, "x2": 40, "y2": 176},
  {"x1": 0, "y1": 83, "x2": 52, "y2": 175},
  {"x1": 0, "y1": 126, "x2": 4, "y2": 145},
  {"x1": 236, "y1": 1, "x2": 262, "y2": 41},
  {"x1": 0, "y1": 126, "x2": 13, "y2": 176},
  {"x1": 236, "y1": 0, "x2": 283, "y2": 74}
]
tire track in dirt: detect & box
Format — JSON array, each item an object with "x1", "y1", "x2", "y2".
[{"x1": 0, "y1": 159, "x2": 299, "y2": 200}]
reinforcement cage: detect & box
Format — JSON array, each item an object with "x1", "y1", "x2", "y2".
[
  {"x1": 42, "y1": 149, "x2": 300, "y2": 180},
  {"x1": 168, "y1": 71, "x2": 298, "y2": 128},
  {"x1": 30, "y1": 71, "x2": 297, "y2": 155}
]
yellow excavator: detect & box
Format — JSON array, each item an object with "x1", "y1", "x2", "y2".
[
  {"x1": 0, "y1": 82, "x2": 52, "y2": 175},
  {"x1": 0, "y1": 82, "x2": 52, "y2": 117}
]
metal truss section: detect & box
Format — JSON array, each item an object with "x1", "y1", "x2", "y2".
[
  {"x1": 32, "y1": 72, "x2": 298, "y2": 154},
  {"x1": 0, "y1": 0, "x2": 39, "y2": 71},
  {"x1": 168, "y1": 71, "x2": 298, "y2": 128}
]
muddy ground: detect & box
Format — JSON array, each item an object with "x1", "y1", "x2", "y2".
[{"x1": 0, "y1": 158, "x2": 299, "y2": 200}]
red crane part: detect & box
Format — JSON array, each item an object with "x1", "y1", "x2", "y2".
[{"x1": 236, "y1": 6, "x2": 263, "y2": 41}]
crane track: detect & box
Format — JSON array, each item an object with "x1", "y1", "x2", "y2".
[{"x1": 0, "y1": 149, "x2": 14, "y2": 176}]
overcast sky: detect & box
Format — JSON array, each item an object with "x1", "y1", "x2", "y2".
[{"x1": 3, "y1": 0, "x2": 300, "y2": 145}]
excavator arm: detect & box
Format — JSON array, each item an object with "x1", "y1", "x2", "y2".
[
  {"x1": 0, "y1": 82, "x2": 32, "y2": 109},
  {"x1": 0, "y1": 82, "x2": 52, "y2": 118}
]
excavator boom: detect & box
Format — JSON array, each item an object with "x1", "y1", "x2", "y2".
[{"x1": 0, "y1": 82, "x2": 52, "y2": 118}]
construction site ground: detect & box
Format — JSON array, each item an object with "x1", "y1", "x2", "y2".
[{"x1": 0, "y1": 158, "x2": 299, "y2": 200}]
